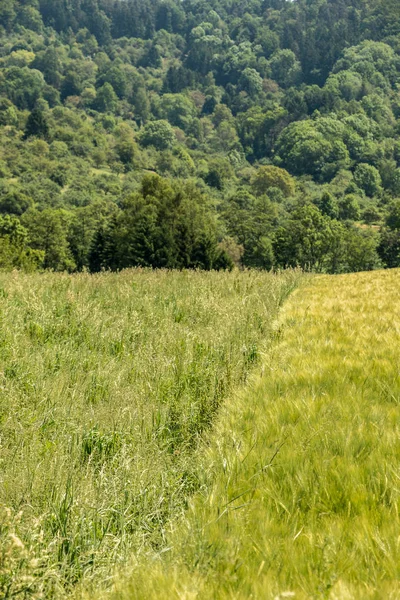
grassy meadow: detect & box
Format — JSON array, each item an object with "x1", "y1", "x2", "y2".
[
  {"x1": 95, "y1": 269, "x2": 400, "y2": 600},
  {"x1": 0, "y1": 268, "x2": 301, "y2": 599}
]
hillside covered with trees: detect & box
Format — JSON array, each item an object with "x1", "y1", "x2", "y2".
[{"x1": 1, "y1": 0, "x2": 400, "y2": 272}]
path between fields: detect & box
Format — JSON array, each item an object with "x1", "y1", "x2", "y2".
[{"x1": 99, "y1": 270, "x2": 400, "y2": 600}]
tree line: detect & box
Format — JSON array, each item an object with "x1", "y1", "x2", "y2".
[{"x1": 0, "y1": 0, "x2": 400, "y2": 273}]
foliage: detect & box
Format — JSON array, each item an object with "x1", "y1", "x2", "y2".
[
  {"x1": 24, "y1": 106, "x2": 49, "y2": 139},
  {"x1": 89, "y1": 175, "x2": 231, "y2": 271},
  {"x1": 0, "y1": 214, "x2": 43, "y2": 270},
  {"x1": 251, "y1": 165, "x2": 295, "y2": 198},
  {"x1": 138, "y1": 120, "x2": 176, "y2": 150},
  {"x1": 0, "y1": 0, "x2": 400, "y2": 273}
]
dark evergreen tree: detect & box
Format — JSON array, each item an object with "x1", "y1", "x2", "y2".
[{"x1": 24, "y1": 107, "x2": 49, "y2": 139}]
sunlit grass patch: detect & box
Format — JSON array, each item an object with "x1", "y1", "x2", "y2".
[
  {"x1": 103, "y1": 269, "x2": 400, "y2": 599},
  {"x1": 0, "y1": 268, "x2": 301, "y2": 598}
]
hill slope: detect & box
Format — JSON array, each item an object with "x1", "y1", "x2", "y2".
[
  {"x1": 100, "y1": 269, "x2": 400, "y2": 599},
  {"x1": 1, "y1": 1, "x2": 400, "y2": 272}
]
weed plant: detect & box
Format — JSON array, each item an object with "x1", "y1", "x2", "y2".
[
  {"x1": 102, "y1": 269, "x2": 400, "y2": 599},
  {"x1": 0, "y1": 268, "x2": 301, "y2": 598}
]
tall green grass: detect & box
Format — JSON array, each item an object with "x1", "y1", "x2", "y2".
[
  {"x1": 0, "y1": 268, "x2": 301, "y2": 598},
  {"x1": 101, "y1": 269, "x2": 400, "y2": 600}
]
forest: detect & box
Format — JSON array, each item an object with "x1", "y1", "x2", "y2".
[{"x1": 1, "y1": 0, "x2": 400, "y2": 273}]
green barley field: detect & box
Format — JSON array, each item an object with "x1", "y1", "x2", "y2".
[
  {"x1": 99, "y1": 269, "x2": 400, "y2": 600},
  {"x1": 2, "y1": 268, "x2": 400, "y2": 600},
  {"x1": 0, "y1": 269, "x2": 301, "y2": 599}
]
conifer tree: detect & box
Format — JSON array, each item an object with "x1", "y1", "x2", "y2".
[{"x1": 24, "y1": 107, "x2": 49, "y2": 139}]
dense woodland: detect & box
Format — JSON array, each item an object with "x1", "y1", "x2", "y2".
[{"x1": 1, "y1": 0, "x2": 400, "y2": 273}]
